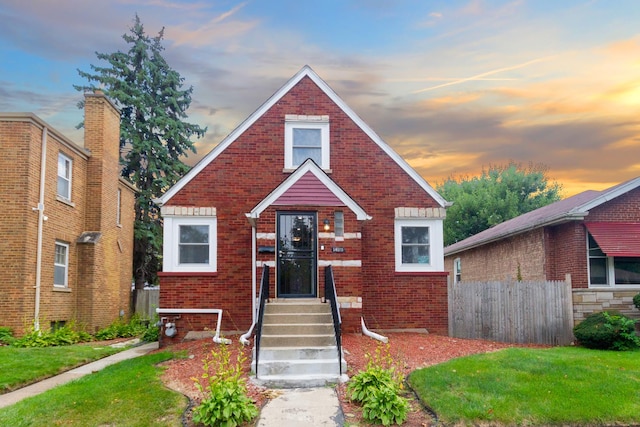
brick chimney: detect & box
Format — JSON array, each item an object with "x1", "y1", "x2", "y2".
[{"x1": 83, "y1": 91, "x2": 121, "y2": 231}]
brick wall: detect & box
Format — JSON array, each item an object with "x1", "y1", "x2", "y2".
[
  {"x1": 0, "y1": 92, "x2": 134, "y2": 336},
  {"x1": 160, "y1": 75, "x2": 449, "y2": 341},
  {"x1": 444, "y1": 229, "x2": 547, "y2": 282}
]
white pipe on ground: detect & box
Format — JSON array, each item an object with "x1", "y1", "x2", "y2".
[
  {"x1": 156, "y1": 308, "x2": 231, "y2": 344},
  {"x1": 361, "y1": 317, "x2": 388, "y2": 343}
]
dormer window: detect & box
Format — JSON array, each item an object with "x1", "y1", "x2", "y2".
[{"x1": 284, "y1": 115, "x2": 330, "y2": 170}]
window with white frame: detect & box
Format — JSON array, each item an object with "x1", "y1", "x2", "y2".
[
  {"x1": 163, "y1": 216, "x2": 217, "y2": 272},
  {"x1": 394, "y1": 218, "x2": 444, "y2": 272},
  {"x1": 57, "y1": 153, "x2": 72, "y2": 200},
  {"x1": 284, "y1": 117, "x2": 330, "y2": 169},
  {"x1": 454, "y1": 258, "x2": 462, "y2": 284},
  {"x1": 54, "y1": 241, "x2": 69, "y2": 287},
  {"x1": 116, "y1": 188, "x2": 122, "y2": 226},
  {"x1": 588, "y1": 234, "x2": 640, "y2": 287},
  {"x1": 334, "y1": 211, "x2": 344, "y2": 240}
]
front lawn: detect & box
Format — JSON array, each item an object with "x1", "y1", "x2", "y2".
[
  {"x1": 0, "y1": 344, "x2": 121, "y2": 393},
  {"x1": 0, "y1": 352, "x2": 187, "y2": 427},
  {"x1": 408, "y1": 346, "x2": 640, "y2": 426}
]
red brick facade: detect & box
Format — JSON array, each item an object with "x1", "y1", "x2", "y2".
[
  {"x1": 158, "y1": 68, "x2": 449, "y2": 344},
  {"x1": 0, "y1": 93, "x2": 135, "y2": 335}
]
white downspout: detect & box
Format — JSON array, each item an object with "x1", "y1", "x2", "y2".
[
  {"x1": 361, "y1": 317, "x2": 388, "y2": 343},
  {"x1": 155, "y1": 308, "x2": 232, "y2": 344},
  {"x1": 240, "y1": 220, "x2": 257, "y2": 345},
  {"x1": 33, "y1": 126, "x2": 48, "y2": 331}
]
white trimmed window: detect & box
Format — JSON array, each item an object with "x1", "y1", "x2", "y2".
[
  {"x1": 57, "y1": 153, "x2": 72, "y2": 200},
  {"x1": 394, "y1": 218, "x2": 444, "y2": 272},
  {"x1": 54, "y1": 241, "x2": 69, "y2": 287},
  {"x1": 454, "y1": 258, "x2": 462, "y2": 284},
  {"x1": 116, "y1": 188, "x2": 122, "y2": 226},
  {"x1": 284, "y1": 116, "x2": 330, "y2": 169},
  {"x1": 588, "y1": 234, "x2": 640, "y2": 287},
  {"x1": 163, "y1": 217, "x2": 217, "y2": 272}
]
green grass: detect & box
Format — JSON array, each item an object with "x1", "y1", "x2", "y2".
[
  {"x1": 408, "y1": 346, "x2": 640, "y2": 426},
  {"x1": 0, "y1": 352, "x2": 187, "y2": 427},
  {"x1": 0, "y1": 344, "x2": 121, "y2": 393}
]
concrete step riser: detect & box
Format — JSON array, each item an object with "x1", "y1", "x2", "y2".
[
  {"x1": 262, "y1": 323, "x2": 334, "y2": 335},
  {"x1": 257, "y1": 360, "x2": 341, "y2": 377},
  {"x1": 258, "y1": 347, "x2": 338, "y2": 360},
  {"x1": 265, "y1": 304, "x2": 331, "y2": 314},
  {"x1": 263, "y1": 313, "x2": 333, "y2": 324},
  {"x1": 260, "y1": 335, "x2": 336, "y2": 347}
]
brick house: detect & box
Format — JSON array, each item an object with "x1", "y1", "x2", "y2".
[
  {"x1": 444, "y1": 177, "x2": 640, "y2": 324},
  {"x1": 0, "y1": 91, "x2": 136, "y2": 336},
  {"x1": 155, "y1": 66, "x2": 450, "y2": 353}
]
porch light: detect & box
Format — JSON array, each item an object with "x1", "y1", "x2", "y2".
[{"x1": 323, "y1": 218, "x2": 331, "y2": 231}]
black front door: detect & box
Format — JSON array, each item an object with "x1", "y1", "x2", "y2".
[{"x1": 277, "y1": 212, "x2": 317, "y2": 297}]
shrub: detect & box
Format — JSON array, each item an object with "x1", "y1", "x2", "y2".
[
  {"x1": 574, "y1": 311, "x2": 639, "y2": 351},
  {"x1": 0, "y1": 327, "x2": 14, "y2": 345},
  {"x1": 12, "y1": 322, "x2": 92, "y2": 348},
  {"x1": 94, "y1": 315, "x2": 148, "y2": 340},
  {"x1": 347, "y1": 343, "x2": 409, "y2": 426},
  {"x1": 191, "y1": 342, "x2": 258, "y2": 427},
  {"x1": 633, "y1": 293, "x2": 640, "y2": 310}
]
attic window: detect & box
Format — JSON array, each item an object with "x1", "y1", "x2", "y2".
[{"x1": 284, "y1": 115, "x2": 330, "y2": 170}]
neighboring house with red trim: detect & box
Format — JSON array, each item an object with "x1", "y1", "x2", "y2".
[
  {"x1": 155, "y1": 66, "x2": 450, "y2": 347},
  {"x1": 444, "y1": 177, "x2": 640, "y2": 324},
  {"x1": 0, "y1": 92, "x2": 136, "y2": 336}
]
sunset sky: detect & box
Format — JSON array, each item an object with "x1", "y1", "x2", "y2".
[{"x1": 1, "y1": 0, "x2": 639, "y2": 196}]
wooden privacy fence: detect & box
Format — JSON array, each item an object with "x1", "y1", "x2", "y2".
[
  {"x1": 134, "y1": 288, "x2": 159, "y2": 319},
  {"x1": 448, "y1": 276, "x2": 574, "y2": 345}
]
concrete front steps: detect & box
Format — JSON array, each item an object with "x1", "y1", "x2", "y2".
[{"x1": 254, "y1": 298, "x2": 347, "y2": 388}]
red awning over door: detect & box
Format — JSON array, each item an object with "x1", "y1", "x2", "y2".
[{"x1": 585, "y1": 222, "x2": 640, "y2": 257}]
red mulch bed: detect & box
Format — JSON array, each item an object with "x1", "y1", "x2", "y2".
[{"x1": 157, "y1": 333, "x2": 541, "y2": 426}]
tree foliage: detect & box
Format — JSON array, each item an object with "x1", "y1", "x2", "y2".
[
  {"x1": 437, "y1": 162, "x2": 562, "y2": 246},
  {"x1": 75, "y1": 15, "x2": 206, "y2": 289}
]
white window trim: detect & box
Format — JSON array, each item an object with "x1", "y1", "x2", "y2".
[
  {"x1": 116, "y1": 188, "x2": 122, "y2": 226},
  {"x1": 394, "y1": 218, "x2": 444, "y2": 272},
  {"x1": 454, "y1": 258, "x2": 462, "y2": 284},
  {"x1": 587, "y1": 235, "x2": 640, "y2": 288},
  {"x1": 54, "y1": 241, "x2": 69, "y2": 288},
  {"x1": 57, "y1": 153, "x2": 72, "y2": 201},
  {"x1": 163, "y1": 216, "x2": 217, "y2": 273},
  {"x1": 284, "y1": 118, "x2": 330, "y2": 170}
]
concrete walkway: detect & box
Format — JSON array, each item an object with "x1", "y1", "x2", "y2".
[
  {"x1": 256, "y1": 387, "x2": 344, "y2": 427},
  {"x1": 0, "y1": 340, "x2": 158, "y2": 409}
]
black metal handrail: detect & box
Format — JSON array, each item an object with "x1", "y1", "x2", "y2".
[
  {"x1": 255, "y1": 265, "x2": 269, "y2": 379},
  {"x1": 324, "y1": 265, "x2": 342, "y2": 375}
]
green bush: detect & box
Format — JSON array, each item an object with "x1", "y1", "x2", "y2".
[
  {"x1": 94, "y1": 315, "x2": 148, "y2": 340},
  {"x1": 574, "y1": 311, "x2": 639, "y2": 351},
  {"x1": 633, "y1": 293, "x2": 640, "y2": 310},
  {"x1": 347, "y1": 343, "x2": 409, "y2": 426},
  {"x1": 12, "y1": 322, "x2": 92, "y2": 348},
  {"x1": 0, "y1": 327, "x2": 14, "y2": 345},
  {"x1": 192, "y1": 342, "x2": 258, "y2": 427}
]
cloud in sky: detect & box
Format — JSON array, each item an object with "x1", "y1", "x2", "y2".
[{"x1": 1, "y1": 0, "x2": 640, "y2": 196}]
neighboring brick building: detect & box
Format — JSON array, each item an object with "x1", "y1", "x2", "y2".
[
  {"x1": 155, "y1": 66, "x2": 450, "y2": 345},
  {"x1": 0, "y1": 91, "x2": 136, "y2": 336},
  {"x1": 444, "y1": 177, "x2": 640, "y2": 324}
]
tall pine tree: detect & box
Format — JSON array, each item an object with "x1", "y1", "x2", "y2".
[{"x1": 75, "y1": 15, "x2": 206, "y2": 300}]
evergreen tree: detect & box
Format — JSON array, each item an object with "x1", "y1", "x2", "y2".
[
  {"x1": 75, "y1": 15, "x2": 206, "y2": 298},
  {"x1": 437, "y1": 162, "x2": 562, "y2": 246}
]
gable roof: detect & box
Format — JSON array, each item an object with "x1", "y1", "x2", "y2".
[
  {"x1": 247, "y1": 159, "x2": 371, "y2": 220},
  {"x1": 444, "y1": 176, "x2": 640, "y2": 256},
  {"x1": 156, "y1": 65, "x2": 448, "y2": 208}
]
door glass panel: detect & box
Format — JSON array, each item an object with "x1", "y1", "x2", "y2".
[{"x1": 278, "y1": 213, "x2": 316, "y2": 297}]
